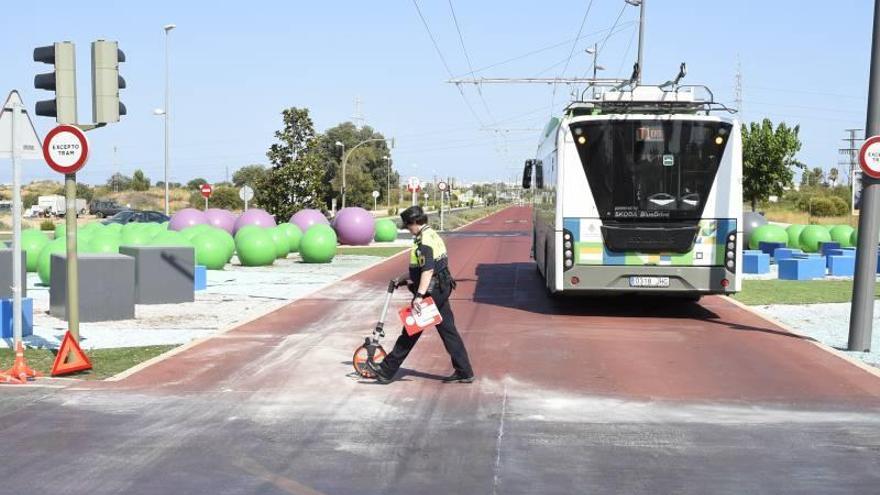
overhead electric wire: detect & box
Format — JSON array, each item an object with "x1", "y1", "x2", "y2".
[
  {"x1": 583, "y1": 2, "x2": 628, "y2": 80},
  {"x1": 448, "y1": 0, "x2": 494, "y2": 121},
  {"x1": 550, "y1": 0, "x2": 596, "y2": 111}
]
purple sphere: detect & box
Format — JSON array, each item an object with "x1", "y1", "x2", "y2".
[
  {"x1": 290, "y1": 209, "x2": 329, "y2": 233},
  {"x1": 233, "y1": 208, "x2": 277, "y2": 234},
  {"x1": 169, "y1": 208, "x2": 208, "y2": 231},
  {"x1": 205, "y1": 208, "x2": 237, "y2": 234},
  {"x1": 334, "y1": 207, "x2": 375, "y2": 246}
]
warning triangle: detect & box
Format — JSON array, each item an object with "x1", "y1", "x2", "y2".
[
  {"x1": 51, "y1": 331, "x2": 93, "y2": 376},
  {"x1": 0, "y1": 90, "x2": 43, "y2": 160}
]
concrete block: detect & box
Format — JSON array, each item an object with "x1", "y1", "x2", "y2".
[
  {"x1": 773, "y1": 248, "x2": 802, "y2": 263},
  {"x1": 819, "y1": 242, "x2": 842, "y2": 257},
  {"x1": 743, "y1": 251, "x2": 770, "y2": 274},
  {"x1": 0, "y1": 297, "x2": 33, "y2": 339},
  {"x1": 758, "y1": 241, "x2": 786, "y2": 258},
  {"x1": 779, "y1": 257, "x2": 825, "y2": 280},
  {"x1": 194, "y1": 265, "x2": 207, "y2": 291},
  {"x1": 0, "y1": 249, "x2": 27, "y2": 299},
  {"x1": 119, "y1": 246, "x2": 195, "y2": 304},
  {"x1": 828, "y1": 255, "x2": 855, "y2": 277},
  {"x1": 50, "y1": 254, "x2": 135, "y2": 322}
]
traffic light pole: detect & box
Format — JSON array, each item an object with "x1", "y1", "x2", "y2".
[
  {"x1": 10, "y1": 102, "x2": 23, "y2": 349},
  {"x1": 65, "y1": 173, "x2": 80, "y2": 342},
  {"x1": 849, "y1": 0, "x2": 880, "y2": 351}
]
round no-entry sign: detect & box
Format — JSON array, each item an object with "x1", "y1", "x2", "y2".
[
  {"x1": 407, "y1": 176, "x2": 421, "y2": 192},
  {"x1": 200, "y1": 183, "x2": 213, "y2": 198},
  {"x1": 42, "y1": 125, "x2": 89, "y2": 175},
  {"x1": 859, "y1": 135, "x2": 880, "y2": 179}
]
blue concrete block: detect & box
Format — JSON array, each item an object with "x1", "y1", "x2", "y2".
[
  {"x1": 0, "y1": 298, "x2": 33, "y2": 339},
  {"x1": 194, "y1": 265, "x2": 207, "y2": 291},
  {"x1": 758, "y1": 241, "x2": 787, "y2": 257},
  {"x1": 828, "y1": 255, "x2": 855, "y2": 277},
  {"x1": 743, "y1": 251, "x2": 770, "y2": 274},
  {"x1": 773, "y1": 248, "x2": 802, "y2": 262},
  {"x1": 820, "y1": 242, "x2": 842, "y2": 257},
  {"x1": 779, "y1": 257, "x2": 825, "y2": 280}
]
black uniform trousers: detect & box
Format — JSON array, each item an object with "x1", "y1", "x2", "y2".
[{"x1": 380, "y1": 281, "x2": 473, "y2": 377}]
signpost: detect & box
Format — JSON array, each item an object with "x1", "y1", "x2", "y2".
[
  {"x1": 371, "y1": 190, "x2": 380, "y2": 211},
  {"x1": 437, "y1": 181, "x2": 448, "y2": 230},
  {"x1": 0, "y1": 91, "x2": 42, "y2": 373},
  {"x1": 849, "y1": 0, "x2": 880, "y2": 352},
  {"x1": 200, "y1": 183, "x2": 213, "y2": 209},
  {"x1": 407, "y1": 177, "x2": 421, "y2": 206},
  {"x1": 239, "y1": 185, "x2": 254, "y2": 211}
]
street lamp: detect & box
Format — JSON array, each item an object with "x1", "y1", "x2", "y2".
[
  {"x1": 162, "y1": 23, "x2": 176, "y2": 215},
  {"x1": 383, "y1": 155, "x2": 392, "y2": 210},
  {"x1": 335, "y1": 141, "x2": 345, "y2": 208}
]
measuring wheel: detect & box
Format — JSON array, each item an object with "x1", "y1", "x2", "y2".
[{"x1": 352, "y1": 344, "x2": 387, "y2": 378}]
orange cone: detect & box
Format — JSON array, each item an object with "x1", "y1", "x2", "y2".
[
  {"x1": 0, "y1": 370, "x2": 24, "y2": 385},
  {"x1": 5, "y1": 341, "x2": 41, "y2": 382}
]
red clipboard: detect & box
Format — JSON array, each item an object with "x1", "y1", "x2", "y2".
[{"x1": 398, "y1": 296, "x2": 443, "y2": 336}]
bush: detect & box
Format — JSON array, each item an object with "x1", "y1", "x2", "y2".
[
  {"x1": 40, "y1": 220, "x2": 55, "y2": 231},
  {"x1": 188, "y1": 186, "x2": 243, "y2": 211},
  {"x1": 807, "y1": 196, "x2": 848, "y2": 217}
]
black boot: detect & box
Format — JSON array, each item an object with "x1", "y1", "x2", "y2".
[
  {"x1": 442, "y1": 371, "x2": 475, "y2": 384},
  {"x1": 366, "y1": 361, "x2": 394, "y2": 384}
]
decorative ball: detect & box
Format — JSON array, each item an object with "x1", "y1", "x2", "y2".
[
  {"x1": 205, "y1": 208, "x2": 237, "y2": 234},
  {"x1": 374, "y1": 219, "x2": 398, "y2": 242},
  {"x1": 300, "y1": 224, "x2": 337, "y2": 263},
  {"x1": 104, "y1": 222, "x2": 123, "y2": 234},
  {"x1": 21, "y1": 229, "x2": 49, "y2": 272},
  {"x1": 234, "y1": 224, "x2": 263, "y2": 242},
  {"x1": 37, "y1": 238, "x2": 66, "y2": 285},
  {"x1": 54, "y1": 224, "x2": 65, "y2": 238},
  {"x1": 830, "y1": 225, "x2": 855, "y2": 248},
  {"x1": 269, "y1": 226, "x2": 291, "y2": 259},
  {"x1": 334, "y1": 207, "x2": 375, "y2": 245},
  {"x1": 121, "y1": 228, "x2": 154, "y2": 246},
  {"x1": 289, "y1": 209, "x2": 329, "y2": 233},
  {"x1": 799, "y1": 225, "x2": 832, "y2": 253},
  {"x1": 748, "y1": 224, "x2": 787, "y2": 250},
  {"x1": 743, "y1": 212, "x2": 768, "y2": 248},
  {"x1": 89, "y1": 233, "x2": 121, "y2": 254},
  {"x1": 150, "y1": 230, "x2": 193, "y2": 247},
  {"x1": 169, "y1": 208, "x2": 208, "y2": 231},
  {"x1": 233, "y1": 208, "x2": 276, "y2": 234},
  {"x1": 192, "y1": 229, "x2": 233, "y2": 270},
  {"x1": 234, "y1": 228, "x2": 276, "y2": 266},
  {"x1": 180, "y1": 224, "x2": 213, "y2": 240},
  {"x1": 277, "y1": 223, "x2": 303, "y2": 253},
  {"x1": 785, "y1": 224, "x2": 806, "y2": 250}
]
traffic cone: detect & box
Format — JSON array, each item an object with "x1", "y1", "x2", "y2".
[
  {"x1": 5, "y1": 341, "x2": 41, "y2": 382},
  {"x1": 0, "y1": 370, "x2": 23, "y2": 385}
]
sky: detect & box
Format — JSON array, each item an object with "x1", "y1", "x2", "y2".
[{"x1": 0, "y1": 0, "x2": 873, "y2": 188}]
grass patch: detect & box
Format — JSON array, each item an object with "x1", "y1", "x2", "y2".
[
  {"x1": 0, "y1": 345, "x2": 178, "y2": 380},
  {"x1": 338, "y1": 246, "x2": 408, "y2": 258},
  {"x1": 758, "y1": 207, "x2": 857, "y2": 227},
  {"x1": 732, "y1": 279, "x2": 880, "y2": 305}
]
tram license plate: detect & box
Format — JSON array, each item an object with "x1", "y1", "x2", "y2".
[{"x1": 629, "y1": 276, "x2": 670, "y2": 288}]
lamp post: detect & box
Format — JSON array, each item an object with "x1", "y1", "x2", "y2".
[
  {"x1": 337, "y1": 137, "x2": 394, "y2": 208},
  {"x1": 334, "y1": 141, "x2": 345, "y2": 208},
  {"x1": 383, "y1": 155, "x2": 392, "y2": 210},
  {"x1": 161, "y1": 23, "x2": 175, "y2": 215}
]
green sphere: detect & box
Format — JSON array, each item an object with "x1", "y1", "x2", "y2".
[
  {"x1": 181, "y1": 224, "x2": 213, "y2": 240},
  {"x1": 121, "y1": 228, "x2": 154, "y2": 246},
  {"x1": 235, "y1": 228, "x2": 276, "y2": 266},
  {"x1": 300, "y1": 225, "x2": 337, "y2": 263},
  {"x1": 799, "y1": 225, "x2": 832, "y2": 253},
  {"x1": 150, "y1": 230, "x2": 193, "y2": 247},
  {"x1": 37, "y1": 238, "x2": 67, "y2": 285},
  {"x1": 374, "y1": 219, "x2": 398, "y2": 242},
  {"x1": 785, "y1": 225, "x2": 806, "y2": 249},
  {"x1": 141, "y1": 223, "x2": 163, "y2": 238},
  {"x1": 54, "y1": 223, "x2": 65, "y2": 238},
  {"x1": 234, "y1": 224, "x2": 263, "y2": 243},
  {"x1": 89, "y1": 233, "x2": 121, "y2": 254},
  {"x1": 192, "y1": 230, "x2": 232, "y2": 270},
  {"x1": 21, "y1": 229, "x2": 50, "y2": 272},
  {"x1": 829, "y1": 225, "x2": 855, "y2": 248},
  {"x1": 748, "y1": 224, "x2": 788, "y2": 250},
  {"x1": 269, "y1": 226, "x2": 291, "y2": 259},
  {"x1": 278, "y1": 223, "x2": 303, "y2": 253}
]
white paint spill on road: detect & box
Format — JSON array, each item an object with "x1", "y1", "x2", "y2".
[{"x1": 491, "y1": 383, "x2": 508, "y2": 495}]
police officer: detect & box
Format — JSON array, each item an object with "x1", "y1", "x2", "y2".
[{"x1": 367, "y1": 206, "x2": 475, "y2": 384}]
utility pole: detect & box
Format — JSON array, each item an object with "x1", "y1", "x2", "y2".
[
  {"x1": 839, "y1": 128, "x2": 864, "y2": 186},
  {"x1": 625, "y1": 0, "x2": 647, "y2": 84},
  {"x1": 848, "y1": 0, "x2": 880, "y2": 352},
  {"x1": 113, "y1": 145, "x2": 119, "y2": 192},
  {"x1": 353, "y1": 96, "x2": 365, "y2": 127},
  {"x1": 735, "y1": 56, "x2": 743, "y2": 115}
]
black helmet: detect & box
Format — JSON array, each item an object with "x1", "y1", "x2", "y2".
[{"x1": 400, "y1": 206, "x2": 428, "y2": 226}]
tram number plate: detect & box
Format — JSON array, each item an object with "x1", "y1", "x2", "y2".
[{"x1": 629, "y1": 276, "x2": 670, "y2": 288}]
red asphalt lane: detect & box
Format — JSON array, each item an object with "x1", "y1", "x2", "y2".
[{"x1": 103, "y1": 206, "x2": 880, "y2": 407}]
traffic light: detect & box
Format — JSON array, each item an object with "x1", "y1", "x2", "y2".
[
  {"x1": 33, "y1": 41, "x2": 77, "y2": 123},
  {"x1": 91, "y1": 40, "x2": 126, "y2": 123}
]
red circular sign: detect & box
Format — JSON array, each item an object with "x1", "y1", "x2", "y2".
[
  {"x1": 200, "y1": 183, "x2": 213, "y2": 198},
  {"x1": 42, "y1": 125, "x2": 89, "y2": 175},
  {"x1": 858, "y1": 135, "x2": 880, "y2": 179}
]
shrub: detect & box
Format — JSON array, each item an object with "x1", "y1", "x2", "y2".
[
  {"x1": 808, "y1": 196, "x2": 848, "y2": 217},
  {"x1": 40, "y1": 220, "x2": 55, "y2": 231}
]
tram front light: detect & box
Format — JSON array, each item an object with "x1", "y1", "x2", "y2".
[
  {"x1": 577, "y1": 136, "x2": 586, "y2": 145},
  {"x1": 564, "y1": 241, "x2": 572, "y2": 249}
]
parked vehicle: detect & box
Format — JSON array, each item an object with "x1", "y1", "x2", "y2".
[
  {"x1": 36, "y1": 195, "x2": 87, "y2": 217},
  {"x1": 102, "y1": 210, "x2": 170, "y2": 225},
  {"x1": 89, "y1": 199, "x2": 126, "y2": 218}
]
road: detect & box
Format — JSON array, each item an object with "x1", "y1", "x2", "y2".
[{"x1": 1, "y1": 206, "x2": 879, "y2": 494}]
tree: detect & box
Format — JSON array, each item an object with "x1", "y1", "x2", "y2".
[
  {"x1": 828, "y1": 167, "x2": 839, "y2": 187},
  {"x1": 106, "y1": 172, "x2": 132, "y2": 191},
  {"x1": 131, "y1": 169, "x2": 151, "y2": 191},
  {"x1": 255, "y1": 107, "x2": 326, "y2": 220},
  {"x1": 318, "y1": 122, "x2": 393, "y2": 207},
  {"x1": 189, "y1": 186, "x2": 243, "y2": 210},
  {"x1": 800, "y1": 167, "x2": 825, "y2": 188},
  {"x1": 55, "y1": 183, "x2": 94, "y2": 202},
  {"x1": 187, "y1": 178, "x2": 207, "y2": 190},
  {"x1": 742, "y1": 119, "x2": 803, "y2": 211},
  {"x1": 232, "y1": 164, "x2": 270, "y2": 188}
]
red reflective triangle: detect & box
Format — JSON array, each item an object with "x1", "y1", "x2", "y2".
[{"x1": 50, "y1": 331, "x2": 92, "y2": 376}]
